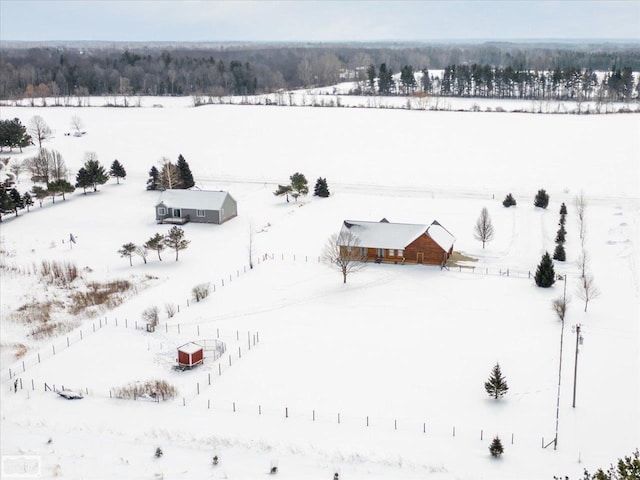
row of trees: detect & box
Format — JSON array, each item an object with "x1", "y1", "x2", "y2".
[
  {"x1": 361, "y1": 64, "x2": 638, "y2": 102},
  {"x1": 146, "y1": 155, "x2": 194, "y2": 191},
  {"x1": 118, "y1": 227, "x2": 190, "y2": 264},
  {"x1": 0, "y1": 153, "x2": 125, "y2": 220},
  {"x1": 3, "y1": 43, "x2": 638, "y2": 99}
]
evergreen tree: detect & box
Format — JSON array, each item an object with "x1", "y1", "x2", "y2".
[
  {"x1": 553, "y1": 243, "x2": 566, "y2": 261},
  {"x1": 176, "y1": 154, "x2": 195, "y2": 189},
  {"x1": 109, "y1": 159, "x2": 127, "y2": 184},
  {"x1": 555, "y1": 226, "x2": 566, "y2": 243},
  {"x1": 163, "y1": 226, "x2": 190, "y2": 261},
  {"x1": 0, "y1": 186, "x2": 15, "y2": 221},
  {"x1": 22, "y1": 191, "x2": 33, "y2": 212},
  {"x1": 489, "y1": 436, "x2": 504, "y2": 457},
  {"x1": 83, "y1": 159, "x2": 109, "y2": 192},
  {"x1": 274, "y1": 184, "x2": 292, "y2": 203},
  {"x1": 48, "y1": 179, "x2": 75, "y2": 200},
  {"x1": 118, "y1": 242, "x2": 136, "y2": 266},
  {"x1": 147, "y1": 166, "x2": 161, "y2": 191},
  {"x1": 9, "y1": 188, "x2": 23, "y2": 215},
  {"x1": 32, "y1": 185, "x2": 47, "y2": 207},
  {"x1": 535, "y1": 252, "x2": 556, "y2": 287},
  {"x1": 0, "y1": 118, "x2": 32, "y2": 152},
  {"x1": 400, "y1": 65, "x2": 417, "y2": 94},
  {"x1": 314, "y1": 177, "x2": 330, "y2": 197},
  {"x1": 534, "y1": 189, "x2": 550, "y2": 209},
  {"x1": 75, "y1": 167, "x2": 92, "y2": 194},
  {"x1": 484, "y1": 363, "x2": 509, "y2": 399},
  {"x1": 144, "y1": 233, "x2": 166, "y2": 261},
  {"x1": 289, "y1": 172, "x2": 308, "y2": 201},
  {"x1": 559, "y1": 214, "x2": 566, "y2": 226},
  {"x1": 502, "y1": 193, "x2": 517, "y2": 207},
  {"x1": 560, "y1": 202, "x2": 567, "y2": 215},
  {"x1": 366, "y1": 64, "x2": 377, "y2": 93}
]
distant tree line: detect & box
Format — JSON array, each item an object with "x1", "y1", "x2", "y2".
[{"x1": 1, "y1": 42, "x2": 639, "y2": 99}]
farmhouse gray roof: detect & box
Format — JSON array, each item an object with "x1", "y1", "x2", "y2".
[
  {"x1": 340, "y1": 219, "x2": 455, "y2": 251},
  {"x1": 155, "y1": 189, "x2": 232, "y2": 210}
]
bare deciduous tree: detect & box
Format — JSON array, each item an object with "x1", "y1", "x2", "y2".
[
  {"x1": 142, "y1": 306, "x2": 160, "y2": 327},
  {"x1": 575, "y1": 192, "x2": 587, "y2": 243},
  {"x1": 576, "y1": 251, "x2": 590, "y2": 279},
  {"x1": 46, "y1": 149, "x2": 67, "y2": 181},
  {"x1": 70, "y1": 115, "x2": 84, "y2": 134},
  {"x1": 164, "y1": 303, "x2": 177, "y2": 318},
  {"x1": 9, "y1": 160, "x2": 23, "y2": 183},
  {"x1": 28, "y1": 115, "x2": 52, "y2": 149},
  {"x1": 322, "y1": 230, "x2": 366, "y2": 284},
  {"x1": 25, "y1": 150, "x2": 50, "y2": 182},
  {"x1": 576, "y1": 274, "x2": 600, "y2": 312},
  {"x1": 134, "y1": 245, "x2": 148, "y2": 264},
  {"x1": 552, "y1": 295, "x2": 570, "y2": 322},
  {"x1": 160, "y1": 157, "x2": 180, "y2": 190},
  {"x1": 474, "y1": 207, "x2": 495, "y2": 249}
]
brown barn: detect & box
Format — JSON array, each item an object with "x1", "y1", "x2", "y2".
[
  {"x1": 177, "y1": 342, "x2": 204, "y2": 369},
  {"x1": 338, "y1": 218, "x2": 455, "y2": 266}
]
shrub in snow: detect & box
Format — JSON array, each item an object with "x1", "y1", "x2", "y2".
[
  {"x1": 192, "y1": 283, "x2": 210, "y2": 302},
  {"x1": 165, "y1": 303, "x2": 177, "y2": 318},
  {"x1": 489, "y1": 436, "x2": 504, "y2": 457},
  {"x1": 155, "y1": 447, "x2": 163, "y2": 458},
  {"x1": 502, "y1": 193, "x2": 516, "y2": 207},
  {"x1": 534, "y1": 189, "x2": 550, "y2": 209},
  {"x1": 313, "y1": 177, "x2": 330, "y2": 197},
  {"x1": 113, "y1": 380, "x2": 177, "y2": 401},
  {"x1": 484, "y1": 363, "x2": 508, "y2": 399},
  {"x1": 535, "y1": 252, "x2": 556, "y2": 287}
]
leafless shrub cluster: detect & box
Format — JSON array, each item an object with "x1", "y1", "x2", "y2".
[
  {"x1": 13, "y1": 344, "x2": 27, "y2": 359},
  {"x1": 69, "y1": 280, "x2": 132, "y2": 315},
  {"x1": 112, "y1": 380, "x2": 177, "y2": 401},
  {"x1": 40, "y1": 260, "x2": 80, "y2": 286},
  {"x1": 192, "y1": 283, "x2": 211, "y2": 302}
]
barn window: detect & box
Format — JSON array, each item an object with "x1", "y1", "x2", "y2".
[
  {"x1": 157, "y1": 207, "x2": 166, "y2": 215},
  {"x1": 196, "y1": 209, "x2": 205, "y2": 217},
  {"x1": 388, "y1": 249, "x2": 394, "y2": 256}
]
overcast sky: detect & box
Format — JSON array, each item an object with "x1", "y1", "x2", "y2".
[{"x1": 1, "y1": 0, "x2": 639, "y2": 43}]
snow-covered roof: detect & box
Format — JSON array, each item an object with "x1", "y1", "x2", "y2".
[
  {"x1": 339, "y1": 219, "x2": 455, "y2": 251},
  {"x1": 156, "y1": 189, "x2": 231, "y2": 211},
  {"x1": 178, "y1": 342, "x2": 202, "y2": 355}
]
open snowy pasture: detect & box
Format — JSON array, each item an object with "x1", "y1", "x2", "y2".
[{"x1": 0, "y1": 101, "x2": 638, "y2": 478}]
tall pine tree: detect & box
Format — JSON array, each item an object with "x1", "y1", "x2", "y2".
[
  {"x1": 484, "y1": 363, "x2": 509, "y2": 399},
  {"x1": 534, "y1": 189, "x2": 550, "y2": 209},
  {"x1": 535, "y1": 252, "x2": 556, "y2": 287},
  {"x1": 176, "y1": 154, "x2": 195, "y2": 189},
  {"x1": 314, "y1": 177, "x2": 330, "y2": 197},
  {"x1": 146, "y1": 166, "x2": 161, "y2": 191}
]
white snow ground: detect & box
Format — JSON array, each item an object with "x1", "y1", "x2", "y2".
[{"x1": 0, "y1": 98, "x2": 638, "y2": 479}]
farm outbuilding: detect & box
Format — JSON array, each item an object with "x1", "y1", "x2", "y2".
[
  {"x1": 338, "y1": 218, "x2": 455, "y2": 266},
  {"x1": 177, "y1": 342, "x2": 204, "y2": 369}
]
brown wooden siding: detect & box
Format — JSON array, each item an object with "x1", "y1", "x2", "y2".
[{"x1": 341, "y1": 234, "x2": 452, "y2": 266}]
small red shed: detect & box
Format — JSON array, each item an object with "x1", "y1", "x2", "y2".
[{"x1": 177, "y1": 342, "x2": 204, "y2": 368}]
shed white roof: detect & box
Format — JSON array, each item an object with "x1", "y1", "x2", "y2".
[
  {"x1": 178, "y1": 342, "x2": 203, "y2": 355},
  {"x1": 339, "y1": 219, "x2": 455, "y2": 251},
  {"x1": 156, "y1": 189, "x2": 231, "y2": 211}
]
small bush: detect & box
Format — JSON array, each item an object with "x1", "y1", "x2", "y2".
[
  {"x1": 112, "y1": 379, "x2": 177, "y2": 401},
  {"x1": 489, "y1": 436, "x2": 504, "y2": 457},
  {"x1": 534, "y1": 189, "x2": 550, "y2": 209},
  {"x1": 165, "y1": 303, "x2": 177, "y2": 318},
  {"x1": 553, "y1": 243, "x2": 566, "y2": 261},
  {"x1": 192, "y1": 283, "x2": 210, "y2": 302},
  {"x1": 502, "y1": 193, "x2": 517, "y2": 207}
]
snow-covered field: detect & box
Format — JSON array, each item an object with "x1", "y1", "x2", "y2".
[{"x1": 0, "y1": 100, "x2": 638, "y2": 479}]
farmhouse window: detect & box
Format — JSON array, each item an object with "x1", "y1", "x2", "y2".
[
  {"x1": 377, "y1": 248, "x2": 384, "y2": 258},
  {"x1": 196, "y1": 209, "x2": 205, "y2": 217},
  {"x1": 360, "y1": 247, "x2": 366, "y2": 256},
  {"x1": 158, "y1": 207, "x2": 166, "y2": 215},
  {"x1": 388, "y1": 249, "x2": 394, "y2": 256},
  {"x1": 398, "y1": 249, "x2": 404, "y2": 257}
]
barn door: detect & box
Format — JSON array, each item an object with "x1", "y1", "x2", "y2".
[{"x1": 417, "y1": 252, "x2": 424, "y2": 264}]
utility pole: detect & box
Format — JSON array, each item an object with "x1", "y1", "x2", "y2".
[{"x1": 572, "y1": 324, "x2": 582, "y2": 408}]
